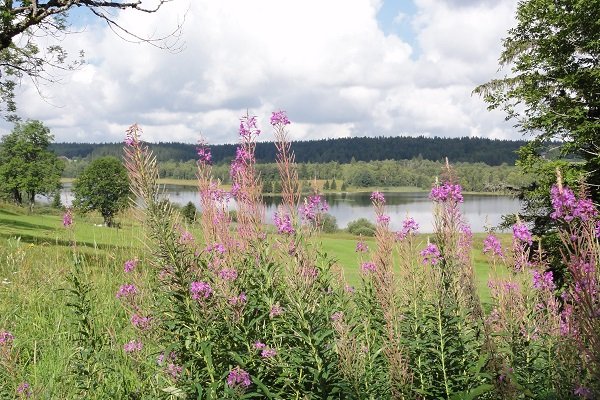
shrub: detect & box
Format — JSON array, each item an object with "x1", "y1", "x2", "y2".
[
  {"x1": 347, "y1": 217, "x2": 376, "y2": 236},
  {"x1": 320, "y1": 213, "x2": 338, "y2": 233}
]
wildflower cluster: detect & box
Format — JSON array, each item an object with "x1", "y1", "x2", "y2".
[
  {"x1": 396, "y1": 217, "x2": 419, "y2": 241},
  {"x1": 299, "y1": 194, "x2": 329, "y2": 222},
  {"x1": 429, "y1": 181, "x2": 464, "y2": 203},
  {"x1": 550, "y1": 184, "x2": 597, "y2": 221},
  {"x1": 483, "y1": 233, "x2": 504, "y2": 258},
  {"x1": 420, "y1": 243, "x2": 441, "y2": 265}
]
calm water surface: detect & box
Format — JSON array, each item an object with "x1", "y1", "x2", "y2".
[{"x1": 49, "y1": 185, "x2": 520, "y2": 233}]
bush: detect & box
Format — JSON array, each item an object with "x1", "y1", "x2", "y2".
[
  {"x1": 181, "y1": 201, "x2": 197, "y2": 224},
  {"x1": 347, "y1": 217, "x2": 376, "y2": 236},
  {"x1": 320, "y1": 213, "x2": 338, "y2": 233}
]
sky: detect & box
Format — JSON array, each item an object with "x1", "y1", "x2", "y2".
[{"x1": 1, "y1": 0, "x2": 522, "y2": 145}]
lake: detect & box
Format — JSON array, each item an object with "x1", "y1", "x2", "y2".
[{"x1": 47, "y1": 185, "x2": 520, "y2": 233}]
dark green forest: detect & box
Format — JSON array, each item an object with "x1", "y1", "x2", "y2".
[{"x1": 51, "y1": 135, "x2": 526, "y2": 165}]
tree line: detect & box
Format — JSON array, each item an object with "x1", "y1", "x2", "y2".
[{"x1": 51, "y1": 135, "x2": 527, "y2": 166}]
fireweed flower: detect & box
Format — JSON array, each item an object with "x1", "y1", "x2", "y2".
[
  {"x1": 429, "y1": 182, "x2": 464, "y2": 203},
  {"x1": 596, "y1": 220, "x2": 600, "y2": 238},
  {"x1": 218, "y1": 268, "x2": 238, "y2": 281},
  {"x1": 239, "y1": 114, "x2": 261, "y2": 139},
  {"x1": 62, "y1": 208, "x2": 73, "y2": 227},
  {"x1": 205, "y1": 243, "x2": 226, "y2": 254},
  {"x1": 227, "y1": 366, "x2": 251, "y2": 389},
  {"x1": 273, "y1": 212, "x2": 295, "y2": 234},
  {"x1": 396, "y1": 217, "x2": 419, "y2": 241},
  {"x1": 550, "y1": 185, "x2": 577, "y2": 221},
  {"x1": 355, "y1": 240, "x2": 368, "y2": 252},
  {"x1": 420, "y1": 243, "x2": 441, "y2": 265},
  {"x1": 130, "y1": 313, "x2": 152, "y2": 330},
  {"x1": 228, "y1": 292, "x2": 247, "y2": 306},
  {"x1": 16, "y1": 382, "x2": 32, "y2": 398},
  {"x1": 531, "y1": 270, "x2": 556, "y2": 291},
  {"x1": 300, "y1": 195, "x2": 329, "y2": 222},
  {"x1": 116, "y1": 284, "x2": 137, "y2": 299},
  {"x1": 269, "y1": 303, "x2": 283, "y2": 318},
  {"x1": 361, "y1": 262, "x2": 376, "y2": 274},
  {"x1": 123, "y1": 258, "x2": 138, "y2": 273},
  {"x1": 331, "y1": 311, "x2": 344, "y2": 322},
  {"x1": 179, "y1": 230, "x2": 194, "y2": 245},
  {"x1": 270, "y1": 110, "x2": 291, "y2": 126},
  {"x1": 0, "y1": 330, "x2": 14, "y2": 346},
  {"x1": 196, "y1": 141, "x2": 212, "y2": 164},
  {"x1": 377, "y1": 214, "x2": 391, "y2": 225},
  {"x1": 254, "y1": 341, "x2": 266, "y2": 349},
  {"x1": 483, "y1": 234, "x2": 504, "y2": 258},
  {"x1": 370, "y1": 191, "x2": 385, "y2": 204},
  {"x1": 512, "y1": 223, "x2": 533, "y2": 245},
  {"x1": 190, "y1": 281, "x2": 212, "y2": 300},
  {"x1": 123, "y1": 339, "x2": 143, "y2": 353}
]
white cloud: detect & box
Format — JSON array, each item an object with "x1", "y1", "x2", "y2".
[{"x1": 1, "y1": 0, "x2": 524, "y2": 147}]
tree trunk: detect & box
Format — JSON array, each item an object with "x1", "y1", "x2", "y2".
[
  {"x1": 28, "y1": 191, "x2": 35, "y2": 213},
  {"x1": 12, "y1": 188, "x2": 22, "y2": 204}
]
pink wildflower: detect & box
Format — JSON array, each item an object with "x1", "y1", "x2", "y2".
[
  {"x1": 62, "y1": 208, "x2": 73, "y2": 227},
  {"x1": 227, "y1": 366, "x2": 251, "y2": 388},
  {"x1": 239, "y1": 114, "x2": 260, "y2": 139},
  {"x1": 0, "y1": 330, "x2": 14, "y2": 346},
  {"x1": 254, "y1": 341, "x2": 266, "y2": 349},
  {"x1": 420, "y1": 243, "x2": 442, "y2": 265},
  {"x1": 218, "y1": 268, "x2": 238, "y2": 281},
  {"x1": 123, "y1": 258, "x2": 138, "y2": 273},
  {"x1": 228, "y1": 292, "x2": 247, "y2": 306},
  {"x1": 299, "y1": 195, "x2": 329, "y2": 222},
  {"x1": 396, "y1": 217, "x2": 419, "y2": 241},
  {"x1": 429, "y1": 182, "x2": 463, "y2": 203},
  {"x1": 166, "y1": 363, "x2": 183, "y2": 379},
  {"x1": 377, "y1": 214, "x2": 390, "y2": 225},
  {"x1": 370, "y1": 191, "x2": 385, "y2": 204},
  {"x1": 196, "y1": 141, "x2": 212, "y2": 164},
  {"x1": 531, "y1": 270, "x2": 555, "y2": 291},
  {"x1": 355, "y1": 240, "x2": 368, "y2": 252},
  {"x1": 123, "y1": 339, "x2": 143, "y2": 353},
  {"x1": 269, "y1": 304, "x2": 283, "y2": 318},
  {"x1": 361, "y1": 262, "x2": 376, "y2": 274},
  {"x1": 116, "y1": 284, "x2": 137, "y2": 299},
  {"x1": 270, "y1": 110, "x2": 291, "y2": 126},
  {"x1": 190, "y1": 281, "x2": 212, "y2": 300},
  {"x1": 512, "y1": 223, "x2": 533, "y2": 245},
  {"x1": 261, "y1": 348, "x2": 277, "y2": 358},
  {"x1": 483, "y1": 234, "x2": 504, "y2": 258},
  {"x1": 274, "y1": 212, "x2": 295, "y2": 234},
  {"x1": 130, "y1": 313, "x2": 152, "y2": 330},
  {"x1": 331, "y1": 311, "x2": 344, "y2": 322},
  {"x1": 16, "y1": 382, "x2": 32, "y2": 398}
]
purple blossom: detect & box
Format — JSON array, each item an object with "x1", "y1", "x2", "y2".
[
  {"x1": 0, "y1": 330, "x2": 14, "y2": 345},
  {"x1": 299, "y1": 195, "x2": 329, "y2": 222},
  {"x1": 331, "y1": 311, "x2": 344, "y2": 322},
  {"x1": 219, "y1": 268, "x2": 238, "y2": 281},
  {"x1": 420, "y1": 243, "x2": 441, "y2": 265},
  {"x1": 123, "y1": 258, "x2": 138, "y2": 273},
  {"x1": 370, "y1": 191, "x2": 385, "y2": 204},
  {"x1": 228, "y1": 292, "x2": 247, "y2": 306},
  {"x1": 190, "y1": 281, "x2": 212, "y2": 300},
  {"x1": 130, "y1": 313, "x2": 152, "y2": 330},
  {"x1": 573, "y1": 198, "x2": 597, "y2": 221},
  {"x1": 116, "y1": 284, "x2": 137, "y2": 299},
  {"x1": 179, "y1": 230, "x2": 194, "y2": 245},
  {"x1": 274, "y1": 212, "x2": 295, "y2": 234},
  {"x1": 253, "y1": 341, "x2": 266, "y2": 349},
  {"x1": 483, "y1": 234, "x2": 504, "y2": 258},
  {"x1": 270, "y1": 110, "x2": 291, "y2": 126},
  {"x1": 227, "y1": 366, "x2": 251, "y2": 389},
  {"x1": 396, "y1": 217, "x2": 419, "y2": 241},
  {"x1": 269, "y1": 304, "x2": 283, "y2": 318},
  {"x1": 123, "y1": 339, "x2": 143, "y2": 353},
  {"x1": 62, "y1": 209, "x2": 73, "y2": 227},
  {"x1": 124, "y1": 133, "x2": 137, "y2": 147},
  {"x1": 361, "y1": 262, "x2": 377, "y2": 274},
  {"x1": 196, "y1": 142, "x2": 212, "y2": 164},
  {"x1": 574, "y1": 386, "x2": 593, "y2": 399},
  {"x1": 16, "y1": 382, "x2": 32, "y2": 398},
  {"x1": 550, "y1": 185, "x2": 577, "y2": 221},
  {"x1": 355, "y1": 240, "x2": 369, "y2": 253},
  {"x1": 166, "y1": 363, "x2": 183, "y2": 379},
  {"x1": 429, "y1": 182, "x2": 464, "y2": 203},
  {"x1": 377, "y1": 214, "x2": 391, "y2": 225},
  {"x1": 596, "y1": 220, "x2": 600, "y2": 238},
  {"x1": 512, "y1": 223, "x2": 533, "y2": 245},
  {"x1": 532, "y1": 270, "x2": 556, "y2": 291},
  {"x1": 239, "y1": 114, "x2": 260, "y2": 139},
  {"x1": 261, "y1": 348, "x2": 277, "y2": 358}
]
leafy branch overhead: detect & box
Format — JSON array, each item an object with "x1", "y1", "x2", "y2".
[{"x1": 0, "y1": 0, "x2": 182, "y2": 120}]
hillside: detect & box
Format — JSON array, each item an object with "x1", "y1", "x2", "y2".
[{"x1": 51, "y1": 136, "x2": 527, "y2": 166}]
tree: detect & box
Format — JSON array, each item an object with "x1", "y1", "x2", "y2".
[
  {"x1": 0, "y1": 0, "x2": 180, "y2": 120},
  {"x1": 73, "y1": 156, "x2": 130, "y2": 227},
  {"x1": 323, "y1": 180, "x2": 330, "y2": 190},
  {"x1": 0, "y1": 120, "x2": 64, "y2": 207},
  {"x1": 474, "y1": 0, "x2": 600, "y2": 200},
  {"x1": 331, "y1": 178, "x2": 337, "y2": 191},
  {"x1": 181, "y1": 201, "x2": 197, "y2": 224}
]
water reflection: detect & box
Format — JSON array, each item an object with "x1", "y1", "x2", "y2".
[{"x1": 45, "y1": 185, "x2": 520, "y2": 233}]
